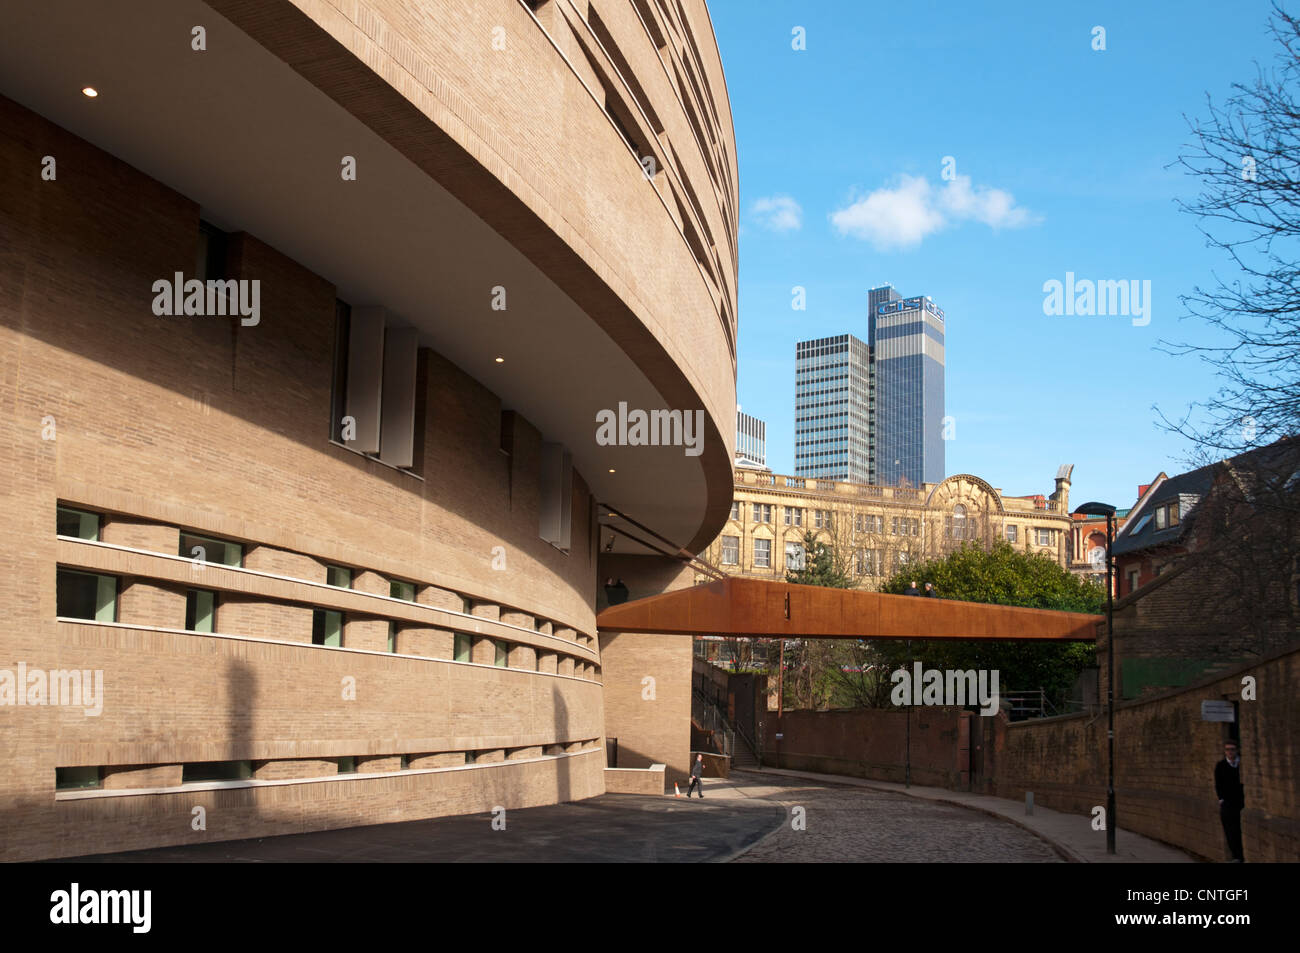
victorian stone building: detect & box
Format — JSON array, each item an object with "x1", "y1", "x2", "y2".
[{"x1": 702, "y1": 466, "x2": 1077, "y2": 586}]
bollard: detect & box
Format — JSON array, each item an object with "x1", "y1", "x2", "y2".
[{"x1": 1026, "y1": 791, "x2": 1034, "y2": 816}]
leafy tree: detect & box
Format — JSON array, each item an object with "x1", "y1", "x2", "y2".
[{"x1": 873, "y1": 541, "x2": 1103, "y2": 713}]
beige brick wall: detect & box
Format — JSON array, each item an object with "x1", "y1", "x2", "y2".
[{"x1": 0, "y1": 93, "x2": 612, "y2": 861}]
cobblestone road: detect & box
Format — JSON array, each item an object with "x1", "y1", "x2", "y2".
[
  {"x1": 56, "y1": 769, "x2": 1064, "y2": 863},
  {"x1": 720, "y1": 772, "x2": 1064, "y2": 863}
]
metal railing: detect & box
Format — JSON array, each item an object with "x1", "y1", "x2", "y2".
[
  {"x1": 1003, "y1": 689, "x2": 1059, "y2": 721},
  {"x1": 691, "y1": 686, "x2": 735, "y2": 757}
]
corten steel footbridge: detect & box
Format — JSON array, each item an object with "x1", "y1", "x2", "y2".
[{"x1": 597, "y1": 576, "x2": 1101, "y2": 642}]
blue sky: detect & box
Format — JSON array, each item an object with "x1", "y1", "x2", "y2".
[{"x1": 707, "y1": 0, "x2": 1286, "y2": 508}]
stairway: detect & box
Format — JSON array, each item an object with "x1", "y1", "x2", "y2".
[{"x1": 730, "y1": 739, "x2": 760, "y2": 771}]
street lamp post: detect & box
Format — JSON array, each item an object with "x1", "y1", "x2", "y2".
[{"x1": 1075, "y1": 501, "x2": 1117, "y2": 855}]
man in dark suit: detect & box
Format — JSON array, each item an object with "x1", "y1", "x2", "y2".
[
  {"x1": 903, "y1": 580, "x2": 921, "y2": 596},
  {"x1": 687, "y1": 753, "x2": 705, "y2": 798},
  {"x1": 1214, "y1": 740, "x2": 1245, "y2": 862}
]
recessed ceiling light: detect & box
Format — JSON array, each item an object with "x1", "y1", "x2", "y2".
[
  {"x1": 494, "y1": 357, "x2": 504, "y2": 363},
  {"x1": 608, "y1": 468, "x2": 616, "y2": 473},
  {"x1": 82, "y1": 87, "x2": 98, "y2": 97}
]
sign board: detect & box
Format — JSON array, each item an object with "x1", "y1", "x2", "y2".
[
  {"x1": 1201, "y1": 700, "x2": 1235, "y2": 722},
  {"x1": 775, "y1": 733, "x2": 784, "y2": 740}
]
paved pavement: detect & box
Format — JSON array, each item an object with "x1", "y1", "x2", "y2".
[
  {"x1": 734, "y1": 767, "x2": 1195, "y2": 863},
  {"x1": 53, "y1": 793, "x2": 784, "y2": 864},
  {"x1": 49, "y1": 768, "x2": 1155, "y2": 863}
]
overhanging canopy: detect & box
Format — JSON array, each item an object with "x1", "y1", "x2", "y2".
[{"x1": 597, "y1": 577, "x2": 1101, "y2": 642}]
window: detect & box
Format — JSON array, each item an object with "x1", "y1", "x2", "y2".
[
  {"x1": 179, "y1": 531, "x2": 242, "y2": 568},
  {"x1": 753, "y1": 538, "x2": 771, "y2": 568},
  {"x1": 326, "y1": 565, "x2": 352, "y2": 589},
  {"x1": 1036, "y1": 528, "x2": 1054, "y2": 547},
  {"x1": 1167, "y1": 503, "x2": 1180, "y2": 527},
  {"x1": 1127, "y1": 569, "x2": 1139, "y2": 595},
  {"x1": 330, "y1": 301, "x2": 421, "y2": 469},
  {"x1": 464, "y1": 751, "x2": 476, "y2": 765},
  {"x1": 185, "y1": 589, "x2": 216, "y2": 633},
  {"x1": 461, "y1": 596, "x2": 473, "y2": 615},
  {"x1": 197, "y1": 220, "x2": 229, "y2": 282},
  {"x1": 720, "y1": 535, "x2": 739, "y2": 565},
  {"x1": 494, "y1": 640, "x2": 508, "y2": 668},
  {"x1": 752, "y1": 503, "x2": 772, "y2": 523},
  {"x1": 56, "y1": 569, "x2": 117, "y2": 622},
  {"x1": 730, "y1": 501, "x2": 740, "y2": 521},
  {"x1": 312, "y1": 609, "x2": 342, "y2": 647},
  {"x1": 56, "y1": 506, "x2": 100, "y2": 541},
  {"x1": 454, "y1": 633, "x2": 472, "y2": 663},
  {"x1": 400, "y1": 755, "x2": 410, "y2": 770},
  {"x1": 785, "y1": 541, "x2": 805, "y2": 571},
  {"x1": 1006, "y1": 524, "x2": 1018, "y2": 543},
  {"x1": 539, "y1": 442, "x2": 573, "y2": 549},
  {"x1": 785, "y1": 507, "x2": 804, "y2": 527},
  {"x1": 337, "y1": 757, "x2": 356, "y2": 774},
  {"x1": 390, "y1": 580, "x2": 415, "y2": 602},
  {"x1": 182, "y1": 761, "x2": 252, "y2": 783},
  {"x1": 387, "y1": 621, "x2": 398, "y2": 653},
  {"x1": 855, "y1": 549, "x2": 881, "y2": 576},
  {"x1": 56, "y1": 766, "x2": 101, "y2": 790},
  {"x1": 1154, "y1": 506, "x2": 1166, "y2": 530}
]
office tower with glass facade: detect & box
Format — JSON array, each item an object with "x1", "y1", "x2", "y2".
[
  {"x1": 868, "y1": 285, "x2": 946, "y2": 487},
  {"x1": 793, "y1": 334, "x2": 872, "y2": 482},
  {"x1": 736, "y1": 410, "x2": 767, "y2": 470}
]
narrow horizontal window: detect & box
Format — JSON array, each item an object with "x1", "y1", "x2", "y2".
[
  {"x1": 56, "y1": 569, "x2": 117, "y2": 622},
  {"x1": 179, "y1": 531, "x2": 242, "y2": 568},
  {"x1": 182, "y1": 760, "x2": 251, "y2": 783},
  {"x1": 56, "y1": 766, "x2": 101, "y2": 790},
  {"x1": 56, "y1": 506, "x2": 100, "y2": 541},
  {"x1": 312, "y1": 609, "x2": 343, "y2": 648}
]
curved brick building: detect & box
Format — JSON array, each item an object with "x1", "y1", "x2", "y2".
[{"x1": 0, "y1": 0, "x2": 737, "y2": 859}]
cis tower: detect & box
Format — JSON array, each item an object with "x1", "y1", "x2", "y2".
[{"x1": 794, "y1": 285, "x2": 945, "y2": 487}]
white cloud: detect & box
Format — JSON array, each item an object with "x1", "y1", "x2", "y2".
[
  {"x1": 751, "y1": 195, "x2": 803, "y2": 232},
  {"x1": 830, "y1": 174, "x2": 1038, "y2": 250}
]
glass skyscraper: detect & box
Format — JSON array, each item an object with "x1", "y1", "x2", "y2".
[
  {"x1": 869, "y1": 285, "x2": 946, "y2": 487},
  {"x1": 794, "y1": 286, "x2": 945, "y2": 487},
  {"x1": 736, "y1": 410, "x2": 767, "y2": 469},
  {"x1": 793, "y1": 334, "x2": 872, "y2": 482}
]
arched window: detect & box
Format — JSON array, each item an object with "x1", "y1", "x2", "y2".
[{"x1": 952, "y1": 504, "x2": 967, "y2": 539}]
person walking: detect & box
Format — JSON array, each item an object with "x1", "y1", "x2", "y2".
[
  {"x1": 687, "y1": 753, "x2": 705, "y2": 798},
  {"x1": 903, "y1": 580, "x2": 921, "y2": 596},
  {"x1": 923, "y1": 582, "x2": 939, "y2": 598},
  {"x1": 1215, "y1": 740, "x2": 1245, "y2": 861}
]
